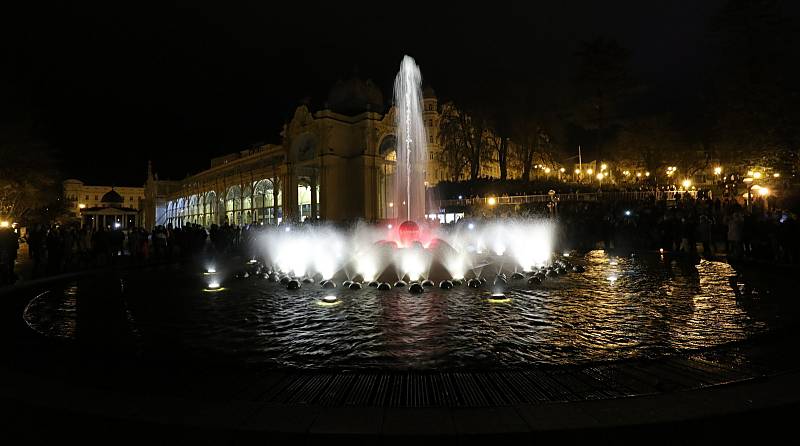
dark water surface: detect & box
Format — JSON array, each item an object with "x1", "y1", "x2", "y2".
[{"x1": 24, "y1": 251, "x2": 784, "y2": 370}]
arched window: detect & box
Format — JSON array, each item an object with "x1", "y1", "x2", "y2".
[{"x1": 225, "y1": 186, "x2": 241, "y2": 225}]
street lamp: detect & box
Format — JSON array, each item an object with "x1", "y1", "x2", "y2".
[
  {"x1": 681, "y1": 179, "x2": 692, "y2": 189},
  {"x1": 753, "y1": 172, "x2": 762, "y2": 179},
  {"x1": 487, "y1": 197, "x2": 497, "y2": 206},
  {"x1": 714, "y1": 166, "x2": 722, "y2": 175}
]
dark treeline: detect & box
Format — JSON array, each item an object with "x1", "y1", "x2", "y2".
[{"x1": 436, "y1": 0, "x2": 800, "y2": 183}]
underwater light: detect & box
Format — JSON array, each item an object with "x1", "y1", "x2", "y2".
[
  {"x1": 207, "y1": 267, "x2": 216, "y2": 273},
  {"x1": 318, "y1": 295, "x2": 342, "y2": 306},
  {"x1": 488, "y1": 293, "x2": 511, "y2": 303},
  {"x1": 203, "y1": 281, "x2": 225, "y2": 292}
]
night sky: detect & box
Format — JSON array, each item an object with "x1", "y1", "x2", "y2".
[{"x1": 6, "y1": 1, "x2": 794, "y2": 186}]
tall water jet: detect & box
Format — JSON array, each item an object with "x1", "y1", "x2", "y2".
[{"x1": 393, "y1": 55, "x2": 427, "y2": 222}]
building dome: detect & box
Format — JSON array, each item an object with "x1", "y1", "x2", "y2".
[
  {"x1": 423, "y1": 84, "x2": 437, "y2": 99},
  {"x1": 101, "y1": 189, "x2": 125, "y2": 205},
  {"x1": 326, "y1": 76, "x2": 384, "y2": 115}
]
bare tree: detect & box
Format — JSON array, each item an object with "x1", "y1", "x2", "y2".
[{"x1": 437, "y1": 102, "x2": 491, "y2": 181}]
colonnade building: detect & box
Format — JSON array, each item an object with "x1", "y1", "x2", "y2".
[{"x1": 143, "y1": 77, "x2": 508, "y2": 229}]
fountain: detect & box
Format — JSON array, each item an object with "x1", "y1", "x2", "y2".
[
  {"x1": 393, "y1": 55, "x2": 427, "y2": 223},
  {"x1": 242, "y1": 57, "x2": 562, "y2": 291}
]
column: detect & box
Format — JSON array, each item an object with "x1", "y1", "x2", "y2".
[
  {"x1": 310, "y1": 173, "x2": 318, "y2": 221},
  {"x1": 282, "y1": 167, "x2": 297, "y2": 222}
]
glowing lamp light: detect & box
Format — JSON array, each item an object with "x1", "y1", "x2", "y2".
[
  {"x1": 563, "y1": 252, "x2": 570, "y2": 257},
  {"x1": 208, "y1": 281, "x2": 220, "y2": 289},
  {"x1": 773, "y1": 173, "x2": 780, "y2": 178},
  {"x1": 0, "y1": 221, "x2": 9, "y2": 228},
  {"x1": 601, "y1": 164, "x2": 607, "y2": 171},
  {"x1": 207, "y1": 267, "x2": 216, "y2": 274},
  {"x1": 714, "y1": 167, "x2": 722, "y2": 175},
  {"x1": 596, "y1": 173, "x2": 604, "y2": 180},
  {"x1": 467, "y1": 223, "x2": 475, "y2": 230},
  {"x1": 487, "y1": 197, "x2": 497, "y2": 206},
  {"x1": 743, "y1": 177, "x2": 753, "y2": 183},
  {"x1": 114, "y1": 222, "x2": 121, "y2": 229},
  {"x1": 544, "y1": 167, "x2": 551, "y2": 174},
  {"x1": 574, "y1": 169, "x2": 581, "y2": 174},
  {"x1": 636, "y1": 172, "x2": 642, "y2": 177},
  {"x1": 388, "y1": 202, "x2": 394, "y2": 208},
  {"x1": 586, "y1": 168, "x2": 594, "y2": 175},
  {"x1": 659, "y1": 248, "x2": 664, "y2": 254},
  {"x1": 753, "y1": 172, "x2": 762, "y2": 179},
  {"x1": 624, "y1": 210, "x2": 631, "y2": 216},
  {"x1": 284, "y1": 226, "x2": 291, "y2": 232},
  {"x1": 458, "y1": 195, "x2": 463, "y2": 199},
  {"x1": 758, "y1": 187, "x2": 770, "y2": 197},
  {"x1": 78, "y1": 203, "x2": 86, "y2": 209},
  {"x1": 645, "y1": 172, "x2": 650, "y2": 177},
  {"x1": 623, "y1": 170, "x2": 630, "y2": 176},
  {"x1": 747, "y1": 171, "x2": 754, "y2": 176},
  {"x1": 608, "y1": 275, "x2": 618, "y2": 283},
  {"x1": 559, "y1": 168, "x2": 565, "y2": 173},
  {"x1": 387, "y1": 224, "x2": 393, "y2": 229},
  {"x1": 681, "y1": 179, "x2": 692, "y2": 189},
  {"x1": 322, "y1": 295, "x2": 338, "y2": 303}
]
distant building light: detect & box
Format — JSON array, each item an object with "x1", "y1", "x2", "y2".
[
  {"x1": 753, "y1": 172, "x2": 762, "y2": 179},
  {"x1": 773, "y1": 173, "x2": 780, "y2": 178},
  {"x1": 0, "y1": 221, "x2": 9, "y2": 228},
  {"x1": 78, "y1": 203, "x2": 86, "y2": 209},
  {"x1": 487, "y1": 197, "x2": 497, "y2": 206}
]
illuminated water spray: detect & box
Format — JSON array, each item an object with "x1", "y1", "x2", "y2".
[{"x1": 393, "y1": 55, "x2": 427, "y2": 222}]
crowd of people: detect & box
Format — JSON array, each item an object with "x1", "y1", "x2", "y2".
[
  {"x1": 1, "y1": 190, "x2": 798, "y2": 286},
  {"x1": 475, "y1": 194, "x2": 799, "y2": 264},
  {"x1": 0, "y1": 222, "x2": 252, "y2": 285}
]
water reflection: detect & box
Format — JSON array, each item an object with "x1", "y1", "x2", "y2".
[{"x1": 24, "y1": 251, "x2": 780, "y2": 369}]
